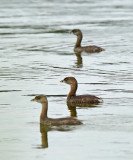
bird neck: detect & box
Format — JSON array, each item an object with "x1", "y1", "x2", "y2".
[
  {"x1": 67, "y1": 83, "x2": 78, "y2": 99},
  {"x1": 75, "y1": 34, "x2": 82, "y2": 48},
  {"x1": 40, "y1": 102, "x2": 48, "y2": 121}
]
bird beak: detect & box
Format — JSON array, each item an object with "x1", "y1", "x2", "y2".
[
  {"x1": 31, "y1": 98, "x2": 35, "y2": 102},
  {"x1": 60, "y1": 79, "x2": 64, "y2": 83}
]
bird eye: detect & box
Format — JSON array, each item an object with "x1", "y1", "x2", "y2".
[
  {"x1": 64, "y1": 78, "x2": 68, "y2": 81},
  {"x1": 36, "y1": 96, "x2": 40, "y2": 100}
]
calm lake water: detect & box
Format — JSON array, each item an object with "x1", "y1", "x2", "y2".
[{"x1": 0, "y1": 0, "x2": 133, "y2": 159}]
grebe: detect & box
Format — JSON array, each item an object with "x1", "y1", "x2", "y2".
[
  {"x1": 31, "y1": 95, "x2": 82, "y2": 126},
  {"x1": 61, "y1": 77, "x2": 103, "y2": 104},
  {"x1": 71, "y1": 29, "x2": 105, "y2": 53}
]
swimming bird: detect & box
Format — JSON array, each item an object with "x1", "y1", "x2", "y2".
[
  {"x1": 31, "y1": 95, "x2": 82, "y2": 126},
  {"x1": 61, "y1": 77, "x2": 103, "y2": 104},
  {"x1": 71, "y1": 29, "x2": 105, "y2": 53}
]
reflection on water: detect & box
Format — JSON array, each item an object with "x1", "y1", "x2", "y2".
[
  {"x1": 67, "y1": 104, "x2": 77, "y2": 117},
  {"x1": 74, "y1": 51, "x2": 103, "y2": 68},
  {"x1": 39, "y1": 123, "x2": 76, "y2": 149},
  {"x1": 75, "y1": 52, "x2": 83, "y2": 68},
  {"x1": 40, "y1": 124, "x2": 50, "y2": 149},
  {"x1": 67, "y1": 101, "x2": 100, "y2": 117}
]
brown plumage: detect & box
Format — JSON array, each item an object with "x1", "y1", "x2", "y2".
[
  {"x1": 71, "y1": 29, "x2": 105, "y2": 53},
  {"x1": 61, "y1": 77, "x2": 103, "y2": 104},
  {"x1": 31, "y1": 95, "x2": 82, "y2": 126}
]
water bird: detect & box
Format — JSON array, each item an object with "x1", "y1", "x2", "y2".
[
  {"x1": 31, "y1": 95, "x2": 82, "y2": 126},
  {"x1": 71, "y1": 29, "x2": 105, "y2": 53},
  {"x1": 61, "y1": 77, "x2": 103, "y2": 104}
]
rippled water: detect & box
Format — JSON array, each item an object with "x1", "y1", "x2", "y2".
[{"x1": 0, "y1": 0, "x2": 133, "y2": 159}]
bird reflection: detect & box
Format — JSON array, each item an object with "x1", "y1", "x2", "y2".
[
  {"x1": 67, "y1": 101, "x2": 100, "y2": 117},
  {"x1": 67, "y1": 103, "x2": 77, "y2": 117},
  {"x1": 40, "y1": 124, "x2": 50, "y2": 148},
  {"x1": 39, "y1": 123, "x2": 75, "y2": 149},
  {"x1": 74, "y1": 51, "x2": 101, "y2": 68},
  {"x1": 75, "y1": 52, "x2": 83, "y2": 68}
]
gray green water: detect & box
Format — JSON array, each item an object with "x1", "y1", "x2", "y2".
[{"x1": 0, "y1": 0, "x2": 133, "y2": 159}]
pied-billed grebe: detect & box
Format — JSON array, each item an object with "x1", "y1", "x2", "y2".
[
  {"x1": 61, "y1": 77, "x2": 103, "y2": 104},
  {"x1": 71, "y1": 29, "x2": 105, "y2": 53},
  {"x1": 31, "y1": 95, "x2": 82, "y2": 126}
]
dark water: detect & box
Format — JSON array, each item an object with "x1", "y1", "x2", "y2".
[{"x1": 0, "y1": 0, "x2": 133, "y2": 159}]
